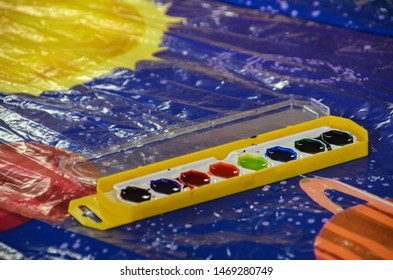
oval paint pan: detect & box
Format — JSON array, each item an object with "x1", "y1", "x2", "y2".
[
  {"x1": 265, "y1": 146, "x2": 297, "y2": 162},
  {"x1": 320, "y1": 130, "x2": 354, "y2": 146},
  {"x1": 120, "y1": 186, "x2": 152, "y2": 203},
  {"x1": 209, "y1": 162, "x2": 240, "y2": 178},
  {"x1": 150, "y1": 178, "x2": 182, "y2": 194},
  {"x1": 295, "y1": 138, "x2": 326, "y2": 154},
  {"x1": 179, "y1": 170, "x2": 211, "y2": 188},
  {"x1": 237, "y1": 154, "x2": 268, "y2": 171}
]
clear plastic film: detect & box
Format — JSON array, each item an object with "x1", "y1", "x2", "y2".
[
  {"x1": 219, "y1": 0, "x2": 393, "y2": 37},
  {"x1": 0, "y1": 0, "x2": 392, "y2": 259},
  {"x1": 0, "y1": 142, "x2": 100, "y2": 221}
]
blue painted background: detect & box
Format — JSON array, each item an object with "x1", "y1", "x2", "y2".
[{"x1": 0, "y1": 0, "x2": 392, "y2": 259}]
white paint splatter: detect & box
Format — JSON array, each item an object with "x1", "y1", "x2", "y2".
[
  {"x1": 72, "y1": 239, "x2": 81, "y2": 249},
  {"x1": 279, "y1": 1, "x2": 289, "y2": 10},
  {"x1": 226, "y1": 248, "x2": 232, "y2": 257},
  {"x1": 311, "y1": 10, "x2": 321, "y2": 17},
  {"x1": 262, "y1": 185, "x2": 271, "y2": 191},
  {"x1": 307, "y1": 219, "x2": 315, "y2": 224}
]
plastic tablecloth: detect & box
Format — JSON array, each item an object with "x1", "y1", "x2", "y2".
[{"x1": 0, "y1": 0, "x2": 392, "y2": 259}]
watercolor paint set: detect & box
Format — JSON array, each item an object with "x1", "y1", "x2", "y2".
[{"x1": 68, "y1": 111, "x2": 368, "y2": 230}]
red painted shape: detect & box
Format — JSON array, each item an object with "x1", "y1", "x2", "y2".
[
  {"x1": 0, "y1": 142, "x2": 100, "y2": 221},
  {"x1": 0, "y1": 208, "x2": 30, "y2": 232}
]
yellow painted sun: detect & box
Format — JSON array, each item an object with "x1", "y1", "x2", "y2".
[{"x1": 0, "y1": 0, "x2": 181, "y2": 95}]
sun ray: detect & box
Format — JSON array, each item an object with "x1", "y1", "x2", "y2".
[{"x1": 0, "y1": 0, "x2": 182, "y2": 95}]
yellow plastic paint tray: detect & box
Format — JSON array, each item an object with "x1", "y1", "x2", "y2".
[{"x1": 69, "y1": 115, "x2": 368, "y2": 230}]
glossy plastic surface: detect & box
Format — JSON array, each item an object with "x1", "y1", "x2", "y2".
[{"x1": 0, "y1": 0, "x2": 392, "y2": 260}]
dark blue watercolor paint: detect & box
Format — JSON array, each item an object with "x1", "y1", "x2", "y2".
[
  {"x1": 150, "y1": 178, "x2": 182, "y2": 194},
  {"x1": 266, "y1": 146, "x2": 297, "y2": 162}
]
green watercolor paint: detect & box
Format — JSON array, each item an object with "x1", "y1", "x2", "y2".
[{"x1": 237, "y1": 153, "x2": 268, "y2": 171}]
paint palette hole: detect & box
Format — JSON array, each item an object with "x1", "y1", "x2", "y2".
[{"x1": 79, "y1": 206, "x2": 102, "y2": 223}]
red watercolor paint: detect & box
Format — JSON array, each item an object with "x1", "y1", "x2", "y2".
[
  {"x1": 180, "y1": 170, "x2": 210, "y2": 187},
  {"x1": 209, "y1": 162, "x2": 240, "y2": 179}
]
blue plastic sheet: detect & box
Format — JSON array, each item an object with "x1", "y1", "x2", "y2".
[
  {"x1": 220, "y1": 0, "x2": 393, "y2": 36},
  {"x1": 0, "y1": 0, "x2": 393, "y2": 259}
]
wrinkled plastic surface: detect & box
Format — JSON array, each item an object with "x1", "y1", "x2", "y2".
[
  {"x1": 0, "y1": 0, "x2": 393, "y2": 259},
  {"x1": 0, "y1": 0, "x2": 177, "y2": 95},
  {"x1": 0, "y1": 209, "x2": 30, "y2": 232},
  {"x1": 220, "y1": 0, "x2": 393, "y2": 37},
  {"x1": 0, "y1": 142, "x2": 100, "y2": 221}
]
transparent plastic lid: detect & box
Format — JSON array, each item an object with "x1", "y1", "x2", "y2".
[{"x1": 61, "y1": 96, "x2": 330, "y2": 184}]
